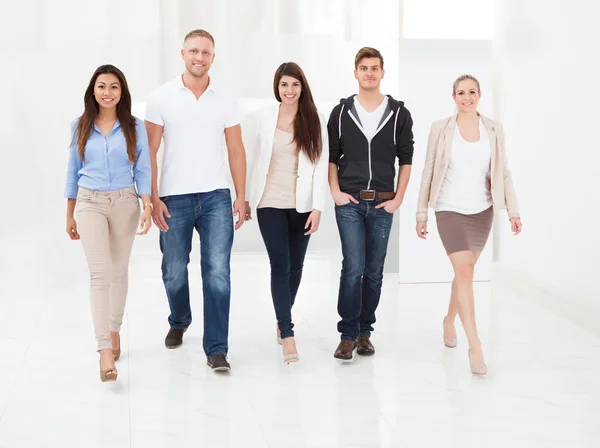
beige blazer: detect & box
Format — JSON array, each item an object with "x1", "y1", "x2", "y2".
[{"x1": 416, "y1": 115, "x2": 520, "y2": 222}]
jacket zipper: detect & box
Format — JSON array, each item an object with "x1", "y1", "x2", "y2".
[{"x1": 348, "y1": 109, "x2": 394, "y2": 190}]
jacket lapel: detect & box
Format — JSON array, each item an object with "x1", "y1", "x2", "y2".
[
  {"x1": 443, "y1": 115, "x2": 456, "y2": 165},
  {"x1": 263, "y1": 105, "x2": 279, "y2": 164},
  {"x1": 481, "y1": 115, "x2": 497, "y2": 177}
]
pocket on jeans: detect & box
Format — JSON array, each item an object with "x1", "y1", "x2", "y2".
[
  {"x1": 377, "y1": 203, "x2": 393, "y2": 215},
  {"x1": 76, "y1": 195, "x2": 93, "y2": 207},
  {"x1": 75, "y1": 197, "x2": 92, "y2": 212},
  {"x1": 378, "y1": 206, "x2": 395, "y2": 217}
]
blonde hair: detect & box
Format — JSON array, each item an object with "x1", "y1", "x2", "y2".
[
  {"x1": 453, "y1": 74, "x2": 480, "y2": 95},
  {"x1": 184, "y1": 29, "x2": 215, "y2": 46}
]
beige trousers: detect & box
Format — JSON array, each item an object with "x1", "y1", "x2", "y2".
[{"x1": 76, "y1": 186, "x2": 140, "y2": 351}]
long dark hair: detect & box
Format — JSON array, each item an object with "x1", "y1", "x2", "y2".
[
  {"x1": 74, "y1": 65, "x2": 137, "y2": 163},
  {"x1": 273, "y1": 62, "x2": 322, "y2": 164}
]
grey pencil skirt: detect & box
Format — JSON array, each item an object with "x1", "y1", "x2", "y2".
[{"x1": 435, "y1": 206, "x2": 494, "y2": 255}]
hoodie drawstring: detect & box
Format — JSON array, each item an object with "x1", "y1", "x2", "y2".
[
  {"x1": 338, "y1": 104, "x2": 345, "y2": 138},
  {"x1": 393, "y1": 108, "x2": 400, "y2": 146}
]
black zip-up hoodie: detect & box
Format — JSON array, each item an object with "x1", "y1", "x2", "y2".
[{"x1": 328, "y1": 94, "x2": 414, "y2": 194}]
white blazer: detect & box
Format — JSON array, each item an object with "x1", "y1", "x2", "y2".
[{"x1": 242, "y1": 105, "x2": 329, "y2": 213}]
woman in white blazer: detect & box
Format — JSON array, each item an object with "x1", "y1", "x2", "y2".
[
  {"x1": 416, "y1": 74, "x2": 523, "y2": 375},
  {"x1": 243, "y1": 62, "x2": 329, "y2": 364}
]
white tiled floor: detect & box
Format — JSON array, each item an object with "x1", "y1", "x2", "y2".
[{"x1": 0, "y1": 253, "x2": 598, "y2": 447}]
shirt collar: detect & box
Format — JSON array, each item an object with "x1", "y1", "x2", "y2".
[
  {"x1": 176, "y1": 73, "x2": 216, "y2": 92},
  {"x1": 92, "y1": 119, "x2": 121, "y2": 134}
]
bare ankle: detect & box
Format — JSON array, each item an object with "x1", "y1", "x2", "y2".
[{"x1": 469, "y1": 342, "x2": 483, "y2": 352}]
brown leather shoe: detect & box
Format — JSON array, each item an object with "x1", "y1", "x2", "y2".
[
  {"x1": 357, "y1": 336, "x2": 375, "y2": 356},
  {"x1": 165, "y1": 328, "x2": 187, "y2": 349},
  {"x1": 334, "y1": 340, "x2": 357, "y2": 360},
  {"x1": 207, "y1": 354, "x2": 231, "y2": 371}
]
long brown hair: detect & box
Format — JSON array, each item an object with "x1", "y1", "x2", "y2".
[
  {"x1": 74, "y1": 65, "x2": 137, "y2": 163},
  {"x1": 273, "y1": 62, "x2": 322, "y2": 164}
]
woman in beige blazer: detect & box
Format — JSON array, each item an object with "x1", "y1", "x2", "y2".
[{"x1": 415, "y1": 74, "x2": 522, "y2": 375}]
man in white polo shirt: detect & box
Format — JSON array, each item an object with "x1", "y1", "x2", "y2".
[{"x1": 144, "y1": 29, "x2": 246, "y2": 371}]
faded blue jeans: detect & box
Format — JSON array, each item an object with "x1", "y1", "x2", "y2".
[
  {"x1": 159, "y1": 189, "x2": 234, "y2": 357},
  {"x1": 335, "y1": 196, "x2": 393, "y2": 341}
]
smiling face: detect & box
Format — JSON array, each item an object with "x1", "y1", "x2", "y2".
[
  {"x1": 453, "y1": 78, "x2": 481, "y2": 113},
  {"x1": 94, "y1": 73, "x2": 121, "y2": 111},
  {"x1": 278, "y1": 75, "x2": 302, "y2": 106},
  {"x1": 181, "y1": 36, "x2": 215, "y2": 79}
]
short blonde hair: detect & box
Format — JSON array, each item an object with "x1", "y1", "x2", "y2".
[
  {"x1": 453, "y1": 74, "x2": 481, "y2": 95},
  {"x1": 184, "y1": 29, "x2": 215, "y2": 46}
]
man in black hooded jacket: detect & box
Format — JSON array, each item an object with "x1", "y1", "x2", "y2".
[{"x1": 328, "y1": 47, "x2": 414, "y2": 361}]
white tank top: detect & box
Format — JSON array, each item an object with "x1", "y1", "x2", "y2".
[{"x1": 435, "y1": 119, "x2": 493, "y2": 215}]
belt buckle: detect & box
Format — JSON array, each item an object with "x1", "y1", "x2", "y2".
[{"x1": 360, "y1": 189, "x2": 376, "y2": 201}]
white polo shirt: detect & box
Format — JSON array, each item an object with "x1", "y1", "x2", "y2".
[{"x1": 145, "y1": 75, "x2": 240, "y2": 197}]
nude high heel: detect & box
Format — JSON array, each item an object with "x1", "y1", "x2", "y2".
[
  {"x1": 443, "y1": 317, "x2": 457, "y2": 348},
  {"x1": 468, "y1": 349, "x2": 488, "y2": 376},
  {"x1": 281, "y1": 337, "x2": 299, "y2": 364},
  {"x1": 100, "y1": 360, "x2": 118, "y2": 382},
  {"x1": 283, "y1": 353, "x2": 299, "y2": 364}
]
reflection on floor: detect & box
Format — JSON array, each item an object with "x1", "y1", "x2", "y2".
[{"x1": 0, "y1": 253, "x2": 598, "y2": 447}]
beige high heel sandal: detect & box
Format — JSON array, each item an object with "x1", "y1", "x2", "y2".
[
  {"x1": 281, "y1": 337, "x2": 299, "y2": 364},
  {"x1": 100, "y1": 360, "x2": 118, "y2": 382}
]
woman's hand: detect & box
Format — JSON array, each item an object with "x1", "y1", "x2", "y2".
[
  {"x1": 510, "y1": 217, "x2": 522, "y2": 235},
  {"x1": 66, "y1": 217, "x2": 80, "y2": 240},
  {"x1": 304, "y1": 210, "x2": 321, "y2": 235},
  {"x1": 137, "y1": 206, "x2": 153, "y2": 235},
  {"x1": 416, "y1": 221, "x2": 428, "y2": 239}
]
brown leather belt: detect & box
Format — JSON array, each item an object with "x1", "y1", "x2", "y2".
[{"x1": 359, "y1": 190, "x2": 395, "y2": 201}]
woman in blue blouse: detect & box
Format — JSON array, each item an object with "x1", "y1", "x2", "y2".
[{"x1": 65, "y1": 65, "x2": 152, "y2": 382}]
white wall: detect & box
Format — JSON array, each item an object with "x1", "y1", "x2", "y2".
[
  {"x1": 0, "y1": 1, "x2": 162, "y2": 292},
  {"x1": 398, "y1": 39, "x2": 494, "y2": 283},
  {"x1": 493, "y1": 0, "x2": 600, "y2": 310},
  {"x1": 403, "y1": 0, "x2": 493, "y2": 40}
]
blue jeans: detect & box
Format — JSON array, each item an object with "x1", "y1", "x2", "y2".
[
  {"x1": 256, "y1": 208, "x2": 311, "y2": 339},
  {"x1": 335, "y1": 196, "x2": 393, "y2": 341},
  {"x1": 159, "y1": 189, "x2": 234, "y2": 357}
]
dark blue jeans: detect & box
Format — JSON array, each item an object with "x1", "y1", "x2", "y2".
[
  {"x1": 256, "y1": 208, "x2": 311, "y2": 339},
  {"x1": 335, "y1": 197, "x2": 393, "y2": 341},
  {"x1": 159, "y1": 189, "x2": 234, "y2": 357}
]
